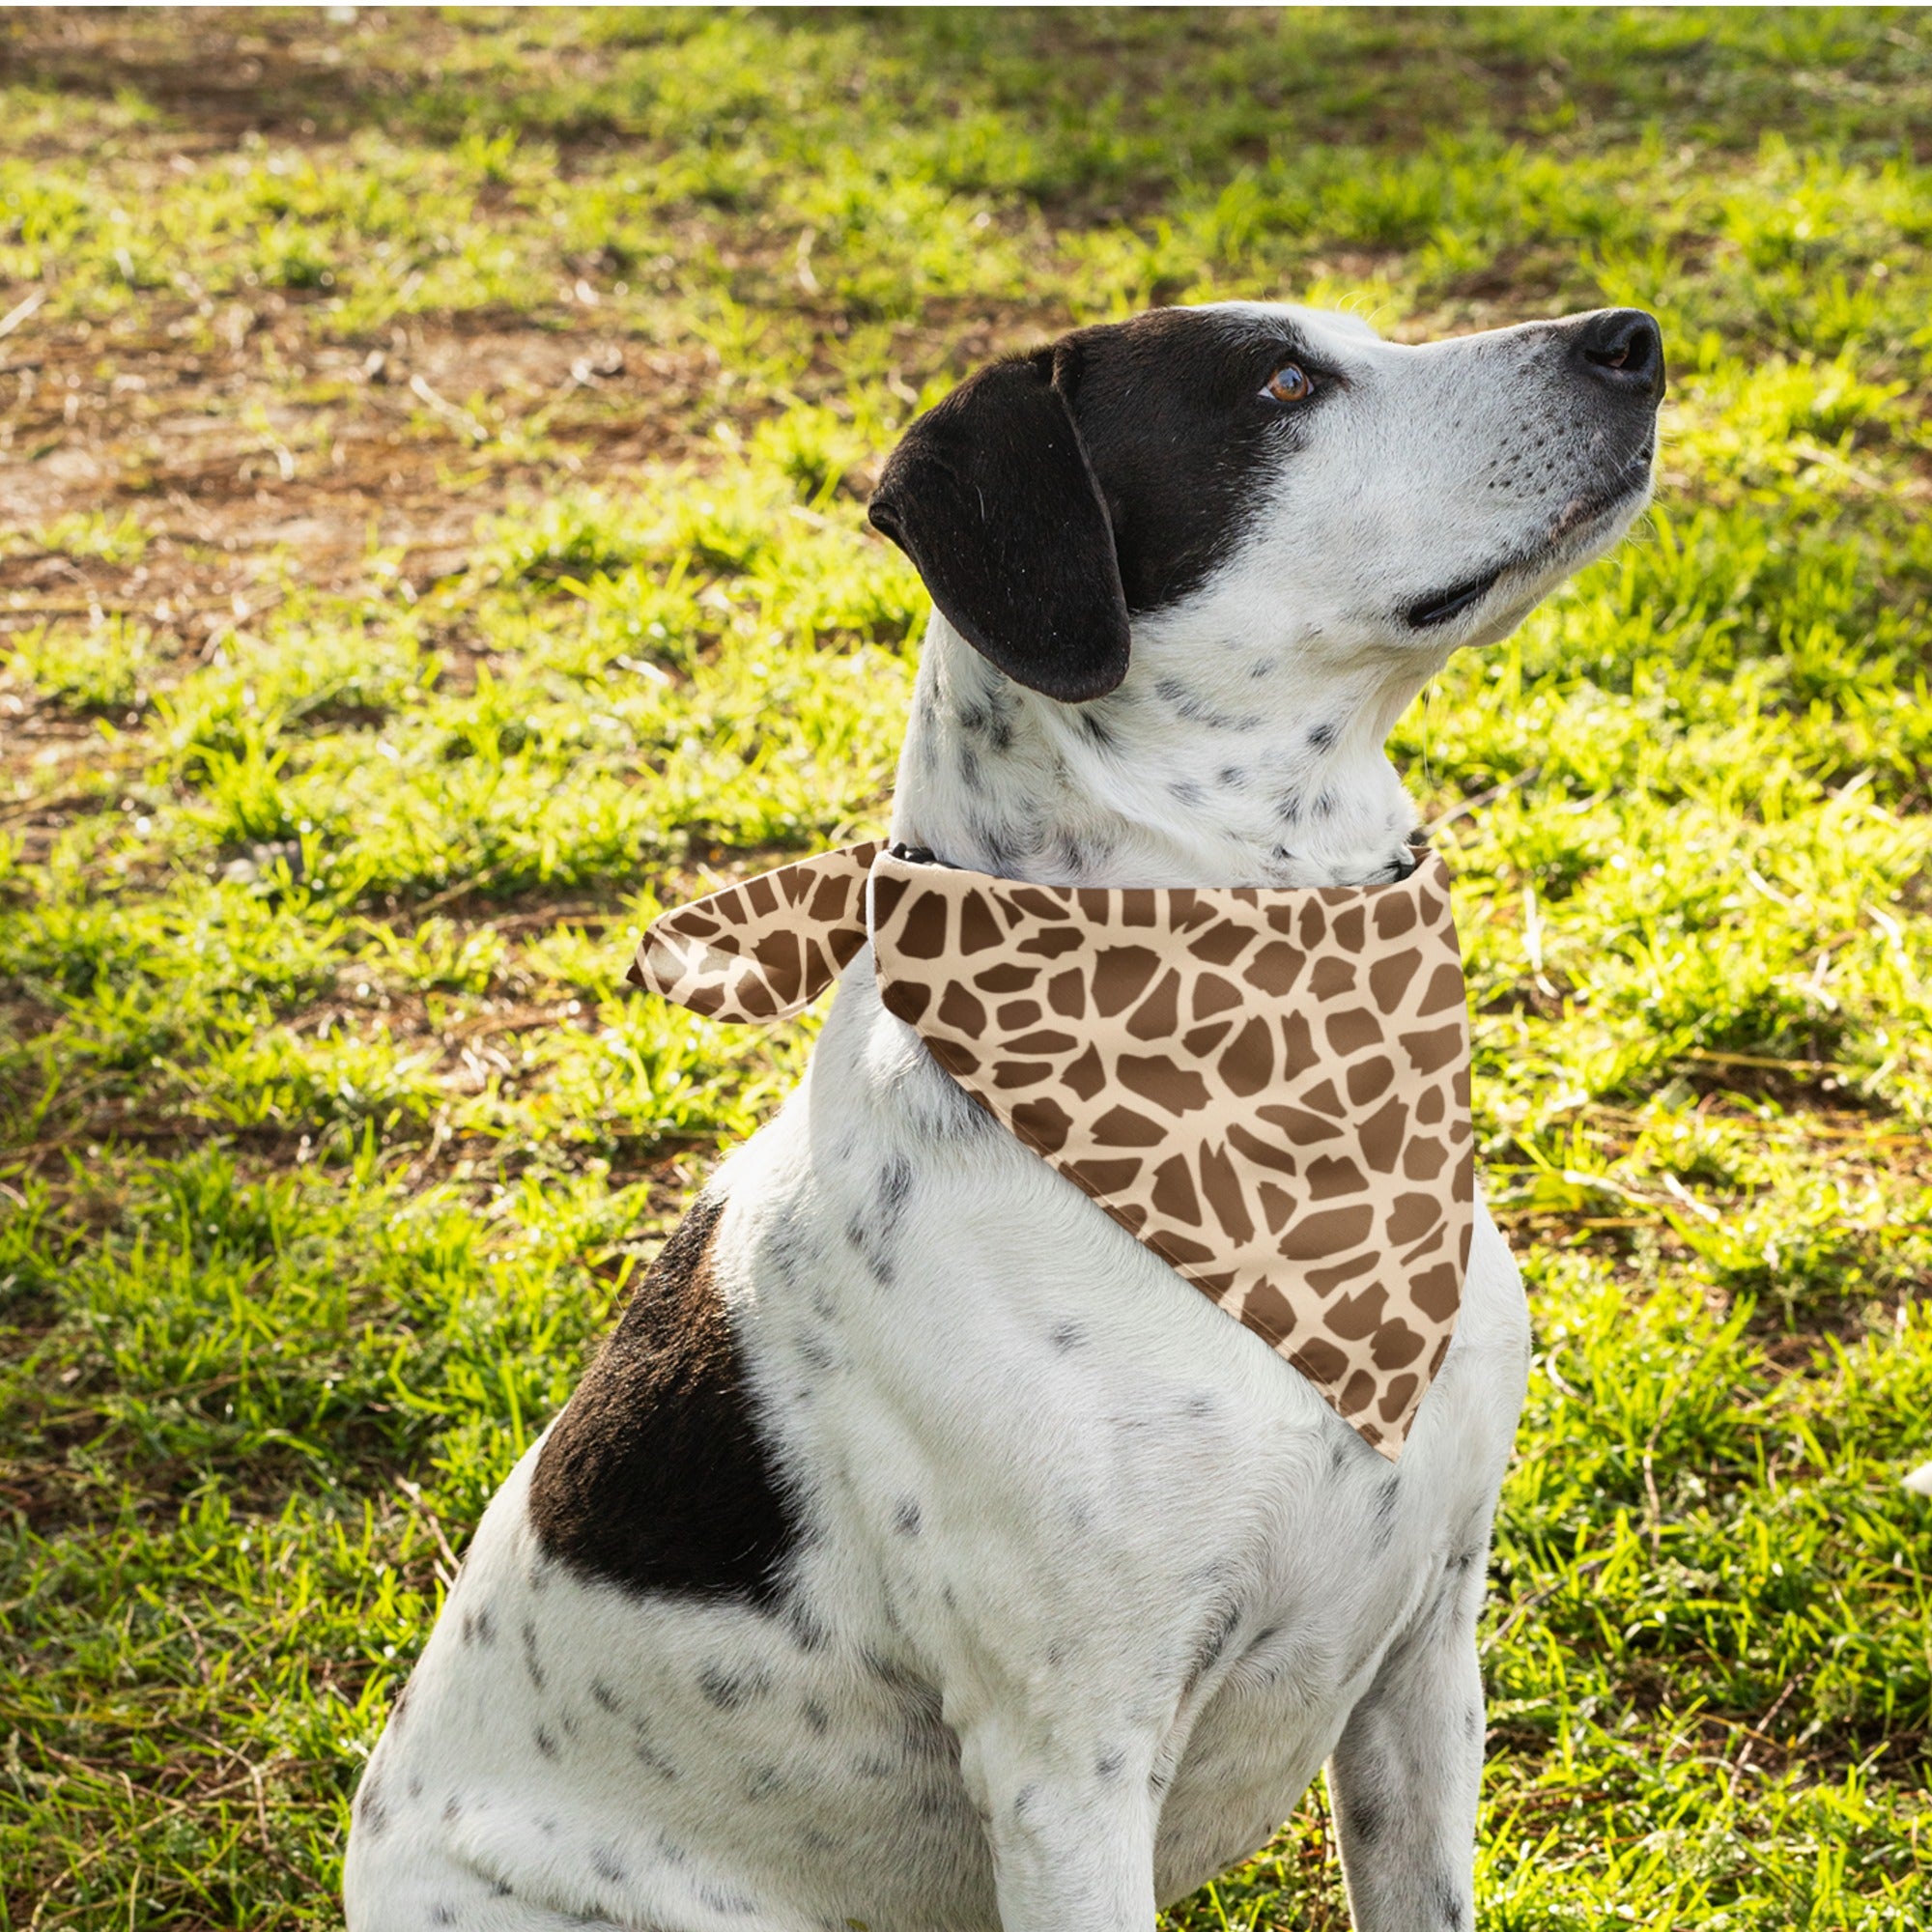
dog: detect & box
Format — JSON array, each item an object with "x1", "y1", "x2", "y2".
[{"x1": 345, "y1": 298, "x2": 1663, "y2": 1932}]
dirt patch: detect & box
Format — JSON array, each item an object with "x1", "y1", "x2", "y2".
[
  {"x1": 0, "y1": 289, "x2": 726, "y2": 644},
  {"x1": 0, "y1": 8, "x2": 476, "y2": 144}
]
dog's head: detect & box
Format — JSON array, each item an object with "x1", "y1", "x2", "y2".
[{"x1": 868, "y1": 302, "x2": 1663, "y2": 703}]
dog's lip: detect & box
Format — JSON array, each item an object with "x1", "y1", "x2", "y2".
[
  {"x1": 1405, "y1": 448, "x2": 1655, "y2": 632},
  {"x1": 1405, "y1": 567, "x2": 1504, "y2": 630},
  {"x1": 1548, "y1": 444, "x2": 1655, "y2": 541}
]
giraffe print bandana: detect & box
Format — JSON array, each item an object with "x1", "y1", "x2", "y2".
[{"x1": 631, "y1": 844, "x2": 1473, "y2": 1459}]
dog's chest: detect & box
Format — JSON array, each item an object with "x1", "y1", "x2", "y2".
[
  {"x1": 730, "y1": 963, "x2": 1522, "y2": 1764},
  {"x1": 348, "y1": 970, "x2": 1523, "y2": 1930}
]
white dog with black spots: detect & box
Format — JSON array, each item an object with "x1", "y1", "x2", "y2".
[{"x1": 346, "y1": 298, "x2": 1664, "y2": 1932}]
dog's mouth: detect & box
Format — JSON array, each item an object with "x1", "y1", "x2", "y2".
[
  {"x1": 1405, "y1": 567, "x2": 1504, "y2": 630},
  {"x1": 1404, "y1": 444, "x2": 1655, "y2": 634},
  {"x1": 1547, "y1": 442, "x2": 1655, "y2": 542}
]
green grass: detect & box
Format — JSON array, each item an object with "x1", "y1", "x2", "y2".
[{"x1": 3, "y1": 8, "x2": 1931, "y2": 1928}]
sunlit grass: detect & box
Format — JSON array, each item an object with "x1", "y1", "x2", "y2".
[{"x1": 3, "y1": 9, "x2": 1931, "y2": 1929}]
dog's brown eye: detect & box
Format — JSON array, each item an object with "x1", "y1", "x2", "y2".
[{"x1": 1264, "y1": 363, "x2": 1315, "y2": 405}]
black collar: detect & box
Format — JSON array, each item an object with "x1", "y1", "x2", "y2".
[{"x1": 889, "y1": 839, "x2": 1428, "y2": 884}]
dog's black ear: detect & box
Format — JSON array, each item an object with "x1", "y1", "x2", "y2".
[{"x1": 867, "y1": 347, "x2": 1130, "y2": 702}]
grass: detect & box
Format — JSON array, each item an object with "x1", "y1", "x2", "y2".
[{"x1": 2, "y1": 8, "x2": 1930, "y2": 1927}]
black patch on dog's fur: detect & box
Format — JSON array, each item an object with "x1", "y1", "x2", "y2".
[
  {"x1": 1065, "y1": 308, "x2": 1324, "y2": 617},
  {"x1": 528, "y1": 1194, "x2": 801, "y2": 1602},
  {"x1": 871, "y1": 308, "x2": 1327, "y2": 702},
  {"x1": 355, "y1": 1775, "x2": 387, "y2": 1836},
  {"x1": 869, "y1": 348, "x2": 1130, "y2": 702},
  {"x1": 1343, "y1": 1788, "x2": 1385, "y2": 1846}
]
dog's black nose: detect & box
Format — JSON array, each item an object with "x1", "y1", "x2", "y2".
[{"x1": 1573, "y1": 308, "x2": 1665, "y2": 403}]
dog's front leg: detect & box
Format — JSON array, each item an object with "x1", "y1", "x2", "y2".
[
  {"x1": 1326, "y1": 1557, "x2": 1487, "y2": 1932},
  {"x1": 957, "y1": 1713, "x2": 1160, "y2": 1932}
]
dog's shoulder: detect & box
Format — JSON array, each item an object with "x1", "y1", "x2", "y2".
[{"x1": 526, "y1": 1191, "x2": 803, "y2": 1603}]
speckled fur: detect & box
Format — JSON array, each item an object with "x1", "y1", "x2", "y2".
[{"x1": 345, "y1": 301, "x2": 1660, "y2": 1932}]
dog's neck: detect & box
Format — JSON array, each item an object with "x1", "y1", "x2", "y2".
[{"x1": 892, "y1": 615, "x2": 1438, "y2": 890}]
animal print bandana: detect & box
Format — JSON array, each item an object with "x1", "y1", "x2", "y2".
[{"x1": 631, "y1": 844, "x2": 1473, "y2": 1459}]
